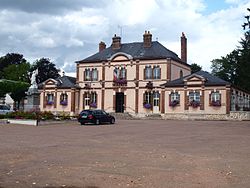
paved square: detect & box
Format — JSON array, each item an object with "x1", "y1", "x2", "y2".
[{"x1": 0, "y1": 120, "x2": 250, "y2": 188}]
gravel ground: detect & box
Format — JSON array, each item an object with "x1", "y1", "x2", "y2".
[{"x1": 0, "y1": 120, "x2": 250, "y2": 188}]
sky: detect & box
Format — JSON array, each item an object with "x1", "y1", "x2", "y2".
[{"x1": 0, "y1": 0, "x2": 249, "y2": 76}]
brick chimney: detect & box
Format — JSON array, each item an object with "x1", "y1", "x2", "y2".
[
  {"x1": 143, "y1": 31, "x2": 152, "y2": 48},
  {"x1": 112, "y1": 34, "x2": 121, "y2": 50},
  {"x1": 181, "y1": 32, "x2": 187, "y2": 63},
  {"x1": 99, "y1": 41, "x2": 106, "y2": 52}
]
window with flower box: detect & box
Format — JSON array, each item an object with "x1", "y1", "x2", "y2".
[
  {"x1": 60, "y1": 93, "x2": 68, "y2": 106},
  {"x1": 113, "y1": 66, "x2": 127, "y2": 85},
  {"x1": 143, "y1": 91, "x2": 152, "y2": 109},
  {"x1": 46, "y1": 93, "x2": 54, "y2": 105},
  {"x1": 90, "y1": 92, "x2": 97, "y2": 108},
  {"x1": 169, "y1": 92, "x2": 180, "y2": 107},
  {"x1": 210, "y1": 91, "x2": 221, "y2": 107},
  {"x1": 189, "y1": 91, "x2": 200, "y2": 108}
]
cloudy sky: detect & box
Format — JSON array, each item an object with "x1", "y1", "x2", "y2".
[{"x1": 0, "y1": 0, "x2": 249, "y2": 76}]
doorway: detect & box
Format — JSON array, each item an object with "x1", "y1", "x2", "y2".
[
  {"x1": 153, "y1": 92, "x2": 160, "y2": 113},
  {"x1": 115, "y1": 92, "x2": 124, "y2": 113}
]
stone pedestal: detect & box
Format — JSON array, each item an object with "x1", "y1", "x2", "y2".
[{"x1": 25, "y1": 87, "x2": 40, "y2": 111}]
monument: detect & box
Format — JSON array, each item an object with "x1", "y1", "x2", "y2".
[{"x1": 25, "y1": 69, "x2": 40, "y2": 111}]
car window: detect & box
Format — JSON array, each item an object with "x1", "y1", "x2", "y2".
[
  {"x1": 0, "y1": 105, "x2": 3, "y2": 110},
  {"x1": 80, "y1": 110, "x2": 91, "y2": 115},
  {"x1": 3, "y1": 106, "x2": 10, "y2": 110}
]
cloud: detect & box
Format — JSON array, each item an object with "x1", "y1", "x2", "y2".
[{"x1": 0, "y1": 0, "x2": 249, "y2": 75}]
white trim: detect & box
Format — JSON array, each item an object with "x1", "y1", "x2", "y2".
[{"x1": 108, "y1": 52, "x2": 133, "y2": 61}]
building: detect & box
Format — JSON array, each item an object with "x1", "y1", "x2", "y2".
[{"x1": 39, "y1": 31, "x2": 250, "y2": 118}]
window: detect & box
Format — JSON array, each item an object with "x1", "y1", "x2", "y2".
[
  {"x1": 92, "y1": 68, "x2": 98, "y2": 81},
  {"x1": 145, "y1": 65, "x2": 152, "y2": 79},
  {"x1": 210, "y1": 91, "x2": 221, "y2": 106},
  {"x1": 145, "y1": 92, "x2": 152, "y2": 104},
  {"x1": 189, "y1": 91, "x2": 200, "y2": 107},
  {"x1": 180, "y1": 70, "x2": 183, "y2": 78},
  {"x1": 153, "y1": 66, "x2": 160, "y2": 79},
  {"x1": 46, "y1": 93, "x2": 54, "y2": 105},
  {"x1": 113, "y1": 67, "x2": 127, "y2": 85},
  {"x1": 90, "y1": 92, "x2": 97, "y2": 108},
  {"x1": 211, "y1": 92, "x2": 220, "y2": 102},
  {"x1": 169, "y1": 92, "x2": 180, "y2": 107},
  {"x1": 84, "y1": 68, "x2": 91, "y2": 81},
  {"x1": 189, "y1": 91, "x2": 200, "y2": 102},
  {"x1": 120, "y1": 66, "x2": 126, "y2": 79},
  {"x1": 84, "y1": 68, "x2": 98, "y2": 81},
  {"x1": 60, "y1": 93, "x2": 68, "y2": 105},
  {"x1": 113, "y1": 67, "x2": 120, "y2": 81}
]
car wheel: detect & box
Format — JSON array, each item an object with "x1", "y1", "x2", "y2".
[
  {"x1": 110, "y1": 118, "x2": 115, "y2": 124},
  {"x1": 95, "y1": 119, "x2": 100, "y2": 125},
  {"x1": 80, "y1": 122, "x2": 85, "y2": 125}
]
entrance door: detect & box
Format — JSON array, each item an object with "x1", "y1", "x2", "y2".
[
  {"x1": 153, "y1": 92, "x2": 160, "y2": 113},
  {"x1": 116, "y1": 92, "x2": 124, "y2": 113},
  {"x1": 84, "y1": 93, "x2": 90, "y2": 110}
]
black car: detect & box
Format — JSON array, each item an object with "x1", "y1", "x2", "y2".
[{"x1": 78, "y1": 109, "x2": 115, "y2": 125}]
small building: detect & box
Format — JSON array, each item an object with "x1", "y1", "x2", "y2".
[{"x1": 161, "y1": 70, "x2": 250, "y2": 117}]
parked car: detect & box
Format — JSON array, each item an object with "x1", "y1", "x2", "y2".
[
  {"x1": 78, "y1": 109, "x2": 115, "y2": 125},
  {"x1": 0, "y1": 104, "x2": 12, "y2": 115}
]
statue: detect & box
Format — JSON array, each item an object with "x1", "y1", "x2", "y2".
[{"x1": 30, "y1": 69, "x2": 38, "y2": 89}]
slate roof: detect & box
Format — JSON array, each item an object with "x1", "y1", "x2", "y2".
[
  {"x1": 77, "y1": 41, "x2": 187, "y2": 65},
  {"x1": 56, "y1": 76, "x2": 76, "y2": 88},
  {"x1": 161, "y1": 71, "x2": 231, "y2": 87},
  {"x1": 38, "y1": 76, "x2": 76, "y2": 89}
]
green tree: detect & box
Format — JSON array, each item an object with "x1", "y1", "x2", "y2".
[
  {"x1": 0, "y1": 79, "x2": 29, "y2": 109},
  {"x1": 211, "y1": 17, "x2": 250, "y2": 92},
  {"x1": 190, "y1": 63, "x2": 202, "y2": 73},
  {"x1": 3, "y1": 62, "x2": 30, "y2": 82},
  {"x1": 0, "y1": 53, "x2": 28, "y2": 79},
  {"x1": 30, "y1": 58, "x2": 60, "y2": 83},
  {"x1": 211, "y1": 50, "x2": 239, "y2": 84}
]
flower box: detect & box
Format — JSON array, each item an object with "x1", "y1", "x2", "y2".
[
  {"x1": 90, "y1": 103, "x2": 97, "y2": 108},
  {"x1": 60, "y1": 100, "x2": 68, "y2": 106},
  {"x1": 143, "y1": 103, "x2": 152, "y2": 109},
  {"x1": 114, "y1": 79, "x2": 127, "y2": 85},
  {"x1": 211, "y1": 100, "x2": 221, "y2": 107},
  {"x1": 47, "y1": 101, "x2": 54, "y2": 105},
  {"x1": 169, "y1": 100, "x2": 179, "y2": 107},
  {"x1": 189, "y1": 100, "x2": 200, "y2": 108}
]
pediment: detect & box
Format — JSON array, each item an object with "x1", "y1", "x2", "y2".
[
  {"x1": 44, "y1": 79, "x2": 57, "y2": 85},
  {"x1": 108, "y1": 52, "x2": 133, "y2": 61},
  {"x1": 184, "y1": 74, "x2": 206, "y2": 82}
]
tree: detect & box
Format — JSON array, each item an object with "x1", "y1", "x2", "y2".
[
  {"x1": 30, "y1": 58, "x2": 60, "y2": 83},
  {"x1": 211, "y1": 50, "x2": 239, "y2": 84},
  {"x1": 190, "y1": 63, "x2": 202, "y2": 73},
  {"x1": 211, "y1": 10, "x2": 250, "y2": 92},
  {"x1": 0, "y1": 79, "x2": 29, "y2": 109},
  {"x1": 0, "y1": 53, "x2": 28, "y2": 79},
  {"x1": 3, "y1": 62, "x2": 30, "y2": 82}
]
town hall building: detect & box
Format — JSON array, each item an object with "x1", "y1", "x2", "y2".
[{"x1": 38, "y1": 31, "x2": 250, "y2": 118}]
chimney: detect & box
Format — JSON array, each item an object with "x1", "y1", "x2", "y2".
[
  {"x1": 143, "y1": 31, "x2": 152, "y2": 48},
  {"x1": 181, "y1": 32, "x2": 187, "y2": 63},
  {"x1": 99, "y1": 41, "x2": 106, "y2": 52},
  {"x1": 112, "y1": 34, "x2": 121, "y2": 50}
]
